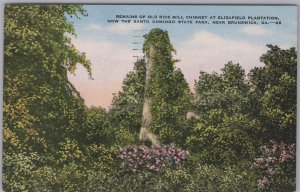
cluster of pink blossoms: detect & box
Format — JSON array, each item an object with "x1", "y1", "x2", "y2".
[
  {"x1": 251, "y1": 140, "x2": 295, "y2": 189},
  {"x1": 258, "y1": 177, "x2": 269, "y2": 188},
  {"x1": 117, "y1": 145, "x2": 189, "y2": 173}
]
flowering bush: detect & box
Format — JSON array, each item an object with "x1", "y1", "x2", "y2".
[
  {"x1": 117, "y1": 145, "x2": 188, "y2": 173},
  {"x1": 251, "y1": 140, "x2": 296, "y2": 191}
]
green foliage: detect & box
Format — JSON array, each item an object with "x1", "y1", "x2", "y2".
[
  {"x1": 195, "y1": 62, "x2": 251, "y2": 117},
  {"x1": 194, "y1": 71, "x2": 223, "y2": 117},
  {"x1": 157, "y1": 167, "x2": 192, "y2": 191},
  {"x1": 82, "y1": 106, "x2": 112, "y2": 145},
  {"x1": 3, "y1": 144, "x2": 116, "y2": 191},
  {"x1": 3, "y1": 152, "x2": 258, "y2": 192},
  {"x1": 3, "y1": 152, "x2": 42, "y2": 192},
  {"x1": 143, "y1": 28, "x2": 176, "y2": 66},
  {"x1": 4, "y1": 4, "x2": 91, "y2": 153},
  {"x1": 143, "y1": 28, "x2": 192, "y2": 146},
  {"x1": 55, "y1": 138, "x2": 116, "y2": 171},
  {"x1": 185, "y1": 164, "x2": 257, "y2": 192},
  {"x1": 85, "y1": 144, "x2": 116, "y2": 172},
  {"x1": 189, "y1": 62, "x2": 261, "y2": 164},
  {"x1": 109, "y1": 59, "x2": 146, "y2": 145},
  {"x1": 249, "y1": 45, "x2": 297, "y2": 143},
  {"x1": 3, "y1": 75, "x2": 46, "y2": 152},
  {"x1": 94, "y1": 165, "x2": 255, "y2": 192},
  {"x1": 85, "y1": 167, "x2": 191, "y2": 192},
  {"x1": 110, "y1": 29, "x2": 192, "y2": 147},
  {"x1": 149, "y1": 68, "x2": 192, "y2": 146},
  {"x1": 27, "y1": 163, "x2": 88, "y2": 192},
  {"x1": 3, "y1": 5, "x2": 95, "y2": 191},
  {"x1": 110, "y1": 59, "x2": 146, "y2": 132},
  {"x1": 56, "y1": 138, "x2": 84, "y2": 164},
  {"x1": 113, "y1": 127, "x2": 139, "y2": 147},
  {"x1": 187, "y1": 114, "x2": 259, "y2": 164}
]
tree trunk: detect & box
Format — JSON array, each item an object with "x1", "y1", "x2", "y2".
[{"x1": 139, "y1": 44, "x2": 160, "y2": 147}]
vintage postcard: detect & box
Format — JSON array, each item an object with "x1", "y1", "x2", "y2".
[{"x1": 3, "y1": 4, "x2": 297, "y2": 191}]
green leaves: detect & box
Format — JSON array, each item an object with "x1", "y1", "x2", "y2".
[
  {"x1": 142, "y1": 29, "x2": 192, "y2": 146},
  {"x1": 4, "y1": 5, "x2": 92, "y2": 153},
  {"x1": 190, "y1": 62, "x2": 261, "y2": 164},
  {"x1": 249, "y1": 45, "x2": 297, "y2": 143},
  {"x1": 110, "y1": 29, "x2": 191, "y2": 147},
  {"x1": 82, "y1": 107, "x2": 113, "y2": 145},
  {"x1": 110, "y1": 59, "x2": 146, "y2": 134},
  {"x1": 3, "y1": 6, "x2": 94, "y2": 191}
]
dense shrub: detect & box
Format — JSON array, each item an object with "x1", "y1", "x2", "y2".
[
  {"x1": 185, "y1": 164, "x2": 257, "y2": 192},
  {"x1": 85, "y1": 144, "x2": 116, "y2": 171},
  {"x1": 99, "y1": 164, "x2": 257, "y2": 192},
  {"x1": 186, "y1": 114, "x2": 259, "y2": 165},
  {"x1": 5, "y1": 146, "x2": 294, "y2": 192}
]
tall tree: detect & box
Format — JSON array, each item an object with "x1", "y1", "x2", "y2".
[
  {"x1": 249, "y1": 45, "x2": 297, "y2": 144},
  {"x1": 109, "y1": 59, "x2": 146, "y2": 146},
  {"x1": 188, "y1": 62, "x2": 260, "y2": 164},
  {"x1": 110, "y1": 59, "x2": 146, "y2": 133},
  {"x1": 4, "y1": 5, "x2": 91, "y2": 153},
  {"x1": 194, "y1": 62, "x2": 251, "y2": 118}
]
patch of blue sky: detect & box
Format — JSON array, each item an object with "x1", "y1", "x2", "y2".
[{"x1": 72, "y1": 5, "x2": 297, "y2": 48}]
